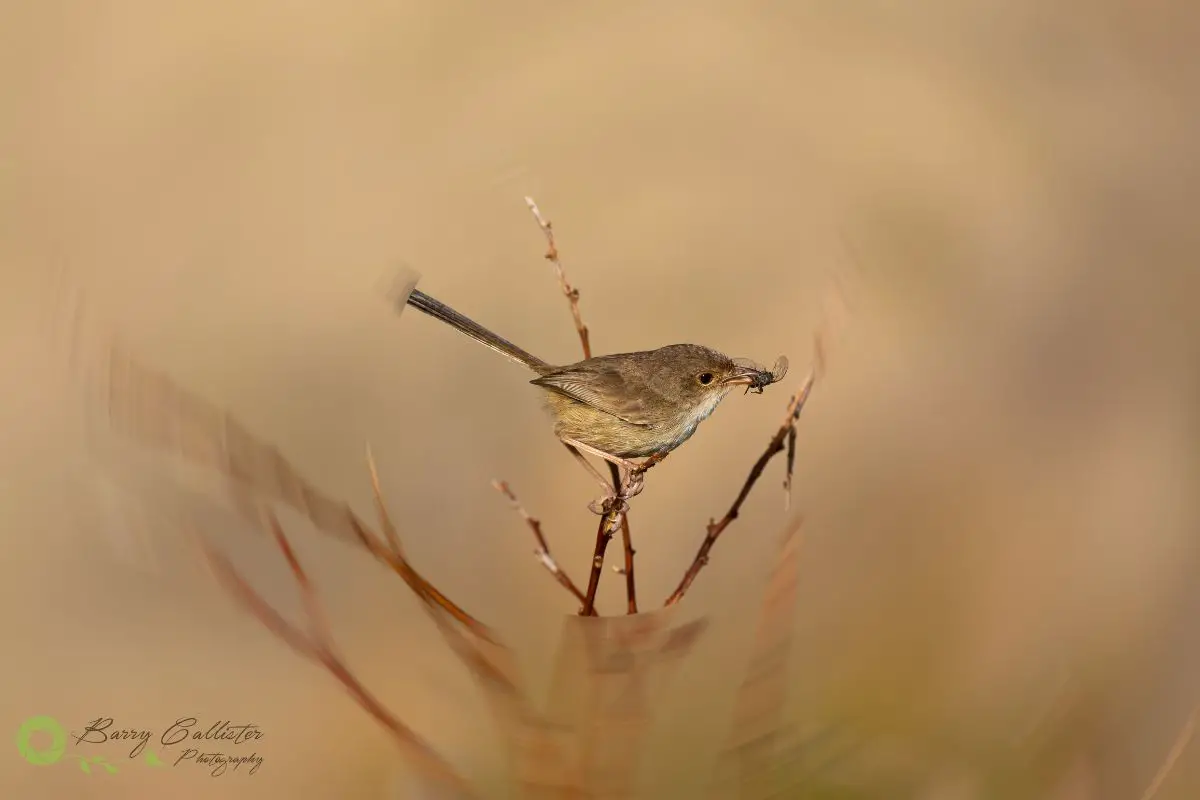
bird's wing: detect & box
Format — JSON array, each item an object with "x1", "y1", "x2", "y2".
[{"x1": 530, "y1": 365, "x2": 658, "y2": 427}]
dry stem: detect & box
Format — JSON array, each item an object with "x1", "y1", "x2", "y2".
[
  {"x1": 617, "y1": 515, "x2": 637, "y2": 615},
  {"x1": 580, "y1": 494, "x2": 623, "y2": 616},
  {"x1": 353, "y1": 459, "x2": 498, "y2": 645},
  {"x1": 63, "y1": 273, "x2": 498, "y2": 793},
  {"x1": 663, "y1": 252, "x2": 853, "y2": 606},
  {"x1": 665, "y1": 371, "x2": 815, "y2": 606},
  {"x1": 492, "y1": 479, "x2": 589, "y2": 610},
  {"x1": 524, "y1": 196, "x2": 591, "y2": 359},
  {"x1": 201, "y1": 509, "x2": 475, "y2": 797},
  {"x1": 366, "y1": 443, "x2": 404, "y2": 557},
  {"x1": 604, "y1": 460, "x2": 640, "y2": 615},
  {"x1": 526, "y1": 195, "x2": 644, "y2": 616},
  {"x1": 73, "y1": 304, "x2": 496, "y2": 643}
]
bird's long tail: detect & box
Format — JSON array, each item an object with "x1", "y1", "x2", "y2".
[{"x1": 400, "y1": 288, "x2": 552, "y2": 373}]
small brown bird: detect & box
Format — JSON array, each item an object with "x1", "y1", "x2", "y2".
[{"x1": 397, "y1": 287, "x2": 787, "y2": 488}]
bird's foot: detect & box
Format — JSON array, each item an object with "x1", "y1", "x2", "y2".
[
  {"x1": 587, "y1": 493, "x2": 629, "y2": 517},
  {"x1": 621, "y1": 469, "x2": 646, "y2": 499}
]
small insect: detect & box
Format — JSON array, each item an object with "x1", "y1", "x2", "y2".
[{"x1": 737, "y1": 356, "x2": 789, "y2": 394}]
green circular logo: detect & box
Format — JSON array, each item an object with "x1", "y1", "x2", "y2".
[{"x1": 16, "y1": 716, "x2": 66, "y2": 766}]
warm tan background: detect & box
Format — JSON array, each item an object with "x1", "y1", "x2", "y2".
[{"x1": 2, "y1": 1, "x2": 1198, "y2": 798}]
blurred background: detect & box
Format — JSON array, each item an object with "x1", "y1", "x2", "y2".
[{"x1": 2, "y1": 1, "x2": 1198, "y2": 797}]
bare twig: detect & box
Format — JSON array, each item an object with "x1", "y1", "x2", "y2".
[
  {"x1": 579, "y1": 460, "x2": 654, "y2": 615},
  {"x1": 610, "y1": 422, "x2": 672, "y2": 614},
  {"x1": 617, "y1": 516, "x2": 637, "y2": 614},
  {"x1": 665, "y1": 371, "x2": 815, "y2": 606},
  {"x1": 526, "y1": 195, "x2": 649, "y2": 616},
  {"x1": 365, "y1": 443, "x2": 403, "y2": 557},
  {"x1": 571, "y1": 460, "x2": 632, "y2": 617},
  {"x1": 346, "y1": 490, "x2": 499, "y2": 646},
  {"x1": 663, "y1": 252, "x2": 856, "y2": 606},
  {"x1": 201, "y1": 510, "x2": 475, "y2": 797},
  {"x1": 783, "y1": 424, "x2": 799, "y2": 511},
  {"x1": 525, "y1": 196, "x2": 591, "y2": 358},
  {"x1": 633, "y1": 450, "x2": 670, "y2": 477},
  {"x1": 58, "y1": 275, "x2": 515, "y2": 791},
  {"x1": 492, "y1": 479, "x2": 588, "y2": 610},
  {"x1": 1139, "y1": 706, "x2": 1198, "y2": 800},
  {"x1": 59, "y1": 302, "x2": 497, "y2": 641},
  {"x1": 329, "y1": 451, "x2": 498, "y2": 644},
  {"x1": 360, "y1": 450, "x2": 505, "y2": 641},
  {"x1": 612, "y1": 461, "x2": 638, "y2": 614},
  {"x1": 580, "y1": 496, "x2": 622, "y2": 616}
]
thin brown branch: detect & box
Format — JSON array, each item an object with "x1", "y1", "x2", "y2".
[
  {"x1": 572, "y1": 440, "x2": 670, "y2": 617},
  {"x1": 783, "y1": 424, "x2": 798, "y2": 511},
  {"x1": 579, "y1": 463, "x2": 641, "y2": 616},
  {"x1": 610, "y1": 460, "x2": 637, "y2": 614},
  {"x1": 580, "y1": 505, "x2": 620, "y2": 616},
  {"x1": 605, "y1": 439, "x2": 671, "y2": 615},
  {"x1": 1140, "y1": 706, "x2": 1198, "y2": 800},
  {"x1": 202, "y1": 537, "x2": 321, "y2": 660},
  {"x1": 365, "y1": 442, "x2": 404, "y2": 558},
  {"x1": 200, "y1": 512, "x2": 475, "y2": 797},
  {"x1": 524, "y1": 196, "x2": 591, "y2": 359},
  {"x1": 617, "y1": 515, "x2": 637, "y2": 614},
  {"x1": 664, "y1": 372, "x2": 815, "y2": 606},
  {"x1": 526, "y1": 195, "x2": 649, "y2": 616},
  {"x1": 343, "y1": 451, "x2": 499, "y2": 644},
  {"x1": 261, "y1": 508, "x2": 333, "y2": 643},
  {"x1": 346, "y1": 509, "x2": 500, "y2": 645},
  {"x1": 635, "y1": 450, "x2": 671, "y2": 475},
  {"x1": 663, "y1": 258, "x2": 856, "y2": 607},
  {"x1": 60, "y1": 307, "x2": 495, "y2": 640},
  {"x1": 58, "y1": 269, "x2": 508, "y2": 789},
  {"x1": 491, "y1": 479, "x2": 588, "y2": 609}
]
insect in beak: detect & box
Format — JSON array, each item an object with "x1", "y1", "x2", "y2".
[
  {"x1": 722, "y1": 366, "x2": 763, "y2": 387},
  {"x1": 724, "y1": 356, "x2": 789, "y2": 394}
]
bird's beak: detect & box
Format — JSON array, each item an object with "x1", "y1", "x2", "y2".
[{"x1": 721, "y1": 365, "x2": 767, "y2": 387}]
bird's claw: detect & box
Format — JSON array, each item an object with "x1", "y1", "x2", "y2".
[
  {"x1": 622, "y1": 471, "x2": 646, "y2": 498},
  {"x1": 588, "y1": 495, "x2": 629, "y2": 516},
  {"x1": 590, "y1": 494, "x2": 628, "y2": 520}
]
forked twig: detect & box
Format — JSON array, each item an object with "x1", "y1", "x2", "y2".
[
  {"x1": 665, "y1": 373, "x2": 815, "y2": 606},
  {"x1": 200, "y1": 509, "x2": 475, "y2": 797},
  {"x1": 524, "y1": 196, "x2": 591, "y2": 359},
  {"x1": 580, "y1": 513, "x2": 619, "y2": 618},
  {"x1": 606, "y1": 460, "x2": 640, "y2": 615},
  {"x1": 359, "y1": 446, "x2": 500, "y2": 642},
  {"x1": 616, "y1": 515, "x2": 637, "y2": 615},
  {"x1": 491, "y1": 479, "x2": 588, "y2": 610},
  {"x1": 365, "y1": 443, "x2": 404, "y2": 557},
  {"x1": 664, "y1": 250, "x2": 855, "y2": 606},
  {"x1": 783, "y1": 424, "x2": 799, "y2": 511},
  {"x1": 613, "y1": 451, "x2": 669, "y2": 614},
  {"x1": 57, "y1": 295, "x2": 498, "y2": 643},
  {"x1": 525, "y1": 196, "x2": 642, "y2": 615},
  {"x1": 351, "y1": 463, "x2": 499, "y2": 646},
  {"x1": 580, "y1": 494, "x2": 623, "y2": 617},
  {"x1": 578, "y1": 451, "x2": 671, "y2": 616}
]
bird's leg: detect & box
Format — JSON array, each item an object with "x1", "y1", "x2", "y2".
[
  {"x1": 619, "y1": 452, "x2": 669, "y2": 500},
  {"x1": 561, "y1": 438, "x2": 648, "y2": 474},
  {"x1": 563, "y1": 443, "x2": 672, "y2": 503},
  {"x1": 559, "y1": 438, "x2": 645, "y2": 514},
  {"x1": 560, "y1": 441, "x2": 615, "y2": 492},
  {"x1": 559, "y1": 437, "x2": 641, "y2": 476}
]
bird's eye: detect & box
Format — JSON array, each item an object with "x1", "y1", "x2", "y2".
[{"x1": 698, "y1": 372, "x2": 714, "y2": 385}]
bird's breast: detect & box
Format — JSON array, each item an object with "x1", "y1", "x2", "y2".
[{"x1": 657, "y1": 389, "x2": 730, "y2": 449}]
